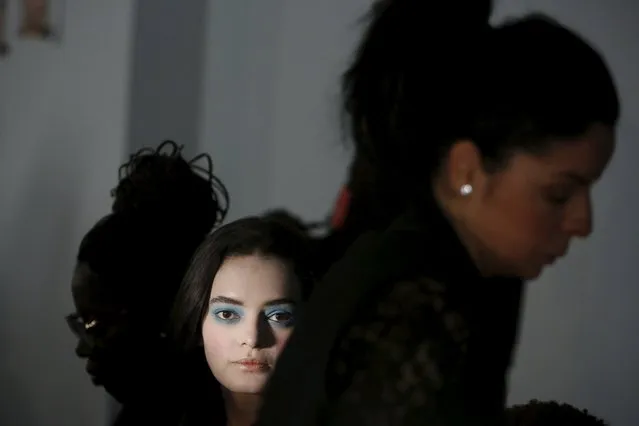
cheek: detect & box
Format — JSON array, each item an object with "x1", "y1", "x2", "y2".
[
  {"x1": 270, "y1": 328, "x2": 294, "y2": 360},
  {"x1": 481, "y1": 191, "x2": 561, "y2": 252},
  {"x1": 201, "y1": 320, "x2": 232, "y2": 364},
  {"x1": 517, "y1": 191, "x2": 566, "y2": 237},
  {"x1": 512, "y1": 201, "x2": 558, "y2": 235}
]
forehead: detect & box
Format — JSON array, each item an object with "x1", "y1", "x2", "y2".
[
  {"x1": 510, "y1": 123, "x2": 615, "y2": 180},
  {"x1": 71, "y1": 262, "x2": 123, "y2": 317},
  {"x1": 210, "y1": 255, "x2": 300, "y2": 305}
]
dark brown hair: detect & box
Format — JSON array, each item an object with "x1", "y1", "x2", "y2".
[
  {"x1": 342, "y1": 0, "x2": 619, "y2": 208},
  {"x1": 171, "y1": 215, "x2": 316, "y2": 350},
  {"x1": 506, "y1": 400, "x2": 608, "y2": 426}
]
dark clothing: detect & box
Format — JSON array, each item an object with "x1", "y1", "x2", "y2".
[
  {"x1": 111, "y1": 352, "x2": 220, "y2": 426},
  {"x1": 257, "y1": 203, "x2": 524, "y2": 426}
]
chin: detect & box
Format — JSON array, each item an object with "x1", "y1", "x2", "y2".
[
  {"x1": 226, "y1": 377, "x2": 268, "y2": 395},
  {"x1": 519, "y1": 264, "x2": 545, "y2": 281},
  {"x1": 102, "y1": 379, "x2": 134, "y2": 403},
  {"x1": 89, "y1": 364, "x2": 136, "y2": 403}
]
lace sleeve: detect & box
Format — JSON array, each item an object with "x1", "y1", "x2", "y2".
[{"x1": 323, "y1": 277, "x2": 472, "y2": 426}]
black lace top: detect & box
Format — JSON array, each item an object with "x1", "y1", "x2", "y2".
[{"x1": 257, "y1": 207, "x2": 523, "y2": 426}]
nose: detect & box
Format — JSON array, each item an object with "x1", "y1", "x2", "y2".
[
  {"x1": 240, "y1": 323, "x2": 257, "y2": 348},
  {"x1": 564, "y1": 191, "x2": 593, "y2": 238},
  {"x1": 239, "y1": 314, "x2": 275, "y2": 349}
]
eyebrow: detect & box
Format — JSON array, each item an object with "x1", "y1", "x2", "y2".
[
  {"x1": 209, "y1": 296, "x2": 242, "y2": 306},
  {"x1": 208, "y1": 296, "x2": 296, "y2": 307},
  {"x1": 263, "y1": 298, "x2": 296, "y2": 307}
]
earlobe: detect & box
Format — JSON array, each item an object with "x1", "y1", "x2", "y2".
[
  {"x1": 445, "y1": 140, "x2": 483, "y2": 195},
  {"x1": 459, "y1": 184, "x2": 473, "y2": 196}
]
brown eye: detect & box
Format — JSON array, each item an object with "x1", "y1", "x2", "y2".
[
  {"x1": 214, "y1": 310, "x2": 241, "y2": 322},
  {"x1": 266, "y1": 309, "x2": 295, "y2": 328},
  {"x1": 271, "y1": 312, "x2": 292, "y2": 322}
]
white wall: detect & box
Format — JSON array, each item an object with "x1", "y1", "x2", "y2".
[
  {"x1": 198, "y1": 0, "x2": 359, "y2": 221},
  {"x1": 0, "y1": 2, "x2": 135, "y2": 426},
  {"x1": 199, "y1": 1, "x2": 639, "y2": 425},
  {"x1": 126, "y1": 0, "x2": 209, "y2": 156}
]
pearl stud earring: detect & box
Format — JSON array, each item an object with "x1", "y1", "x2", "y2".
[{"x1": 460, "y1": 184, "x2": 473, "y2": 196}]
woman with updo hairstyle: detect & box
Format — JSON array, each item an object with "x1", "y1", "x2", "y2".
[
  {"x1": 257, "y1": 1, "x2": 620, "y2": 425},
  {"x1": 171, "y1": 215, "x2": 316, "y2": 426},
  {"x1": 67, "y1": 141, "x2": 228, "y2": 425}
]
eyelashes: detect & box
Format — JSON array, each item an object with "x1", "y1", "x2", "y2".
[
  {"x1": 264, "y1": 307, "x2": 295, "y2": 328},
  {"x1": 211, "y1": 306, "x2": 243, "y2": 324},
  {"x1": 210, "y1": 304, "x2": 295, "y2": 328}
]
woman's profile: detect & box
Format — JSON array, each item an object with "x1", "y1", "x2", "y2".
[
  {"x1": 67, "y1": 141, "x2": 229, "y2": 425},
  {"x1": 171, "y1": 216, "x2": 315, "y2": 426},
  {"x1": 257, "y1": 0, "x2": 620, "y2": 425}
]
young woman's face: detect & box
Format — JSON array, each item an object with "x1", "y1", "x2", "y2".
[
  {"x1": 459, "y1": 123, "x2": 615, "y2": 279},
  {"x1": 202, "y1": 254, "x2": 301, "y2": 394}
]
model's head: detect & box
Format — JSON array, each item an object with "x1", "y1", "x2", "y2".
[
  {"x1": 68, "y1": 141, "x2": 229, "y2": 402},
  {"x1": 506, "y1": 400, "x2": 608, "y2": 425},
  {"x1": 343, "y1": 0, "x2": 619, "y2": 279},
  {"x1": 172, "y1": 215, "x2": 315, "y2": 394}
]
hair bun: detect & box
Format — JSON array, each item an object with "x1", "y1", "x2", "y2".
[
  {"x1": 110, "y1": 140, "x2": 228, "y2": 230},
  {"x1": 112, "y1": 141, "x2": 197, "y2": 214}
]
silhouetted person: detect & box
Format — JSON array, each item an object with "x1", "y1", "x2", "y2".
[
  {"x1": 257, "y1": 0, "x2": 620, "y2": 425},
  {"x1": 67, "y1": 141, "x2": 229, "y2": 425}
]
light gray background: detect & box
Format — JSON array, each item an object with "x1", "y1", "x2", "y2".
[{"x1": 0, "y1": 1, "x2": 637, "y2": 425}]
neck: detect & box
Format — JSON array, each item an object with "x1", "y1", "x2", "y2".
[
  {"x1": 222, "y1": 389, "x2": 261, "y2": 426},
  {"x1": 431, "y1": 183, "x2": 497, "y2": 277}
]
